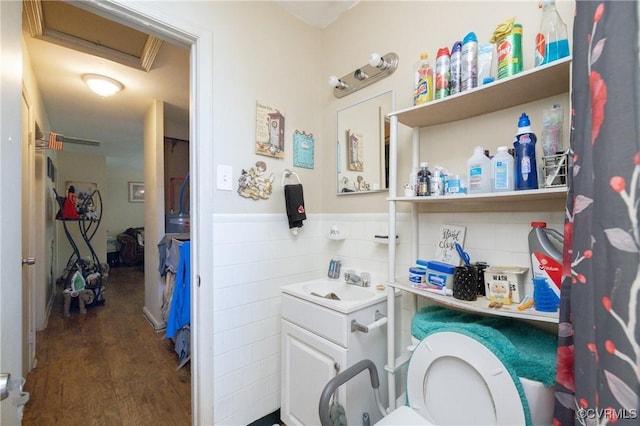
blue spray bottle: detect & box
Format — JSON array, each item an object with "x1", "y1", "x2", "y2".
[{"x1": 513, "y1": 113, "x2": 538, "y2": 190}]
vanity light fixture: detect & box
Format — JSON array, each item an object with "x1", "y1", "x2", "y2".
[
  {"x1": 328, "y1": 52, "x2": 399, "y2": 98},
  {"x1": 328, "y1": 75, "x2": 349, "y2": 90},
  {"x1": 82, "y1": 74, "x2": 124, "y2": 97}
]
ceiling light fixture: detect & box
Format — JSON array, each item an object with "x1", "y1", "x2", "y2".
[
  {"x1": 328, "y1": 52, "x2": 399, "y2": 98},
  {"x1": 82, "y1": 74, "x2": 124, "y2": 97}
]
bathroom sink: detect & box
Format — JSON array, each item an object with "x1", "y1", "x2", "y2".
[{"x1": 281, "y1": 278, "x2": 389, "y2": 314}]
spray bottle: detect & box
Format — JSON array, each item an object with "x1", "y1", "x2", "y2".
[
  {"x1": 513, "y1": 112, "x2": 538, "y2": 190},
  {"x1": 535, "y1": 0, "x2": 570, "y2": 66}
]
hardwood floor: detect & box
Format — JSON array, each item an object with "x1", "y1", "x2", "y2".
[{"x1": 23, "y1": 265, "x2": 191, "y2": 426}]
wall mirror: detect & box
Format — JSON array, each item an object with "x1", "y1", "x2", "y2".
[{"x1": 336, "y1": 90, "x2": 394, "y2": 194}]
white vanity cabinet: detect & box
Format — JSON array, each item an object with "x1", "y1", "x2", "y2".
[
  {"x1": 281, "y1": 287, "x2": 400, "y2": 426},
  {"x1": 384, "y1": 57, "x2": 572, "y2": 408}
]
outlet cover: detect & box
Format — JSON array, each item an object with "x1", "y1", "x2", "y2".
[{"x1": 217, "y1": 165, "x2": 233, "y2": 191}]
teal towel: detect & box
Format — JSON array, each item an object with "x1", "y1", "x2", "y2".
[{"x1": 410, "y1": 306, "x2": 558, "y2": 426}]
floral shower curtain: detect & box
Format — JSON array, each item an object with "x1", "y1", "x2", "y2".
[{"x1": 554, "y1": 1, "x2": 640, "y2": 425}]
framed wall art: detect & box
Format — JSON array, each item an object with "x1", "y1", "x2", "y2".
[{"x1": 129, "y1": 182, "x2": 145, "y2": 203}]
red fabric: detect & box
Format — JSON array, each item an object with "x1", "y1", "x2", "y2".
[{"x1": 62, "y1": 194, "x2": 79, "y2": 219}]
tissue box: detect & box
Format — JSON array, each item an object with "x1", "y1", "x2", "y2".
[{"x1": 484, "y1": 266, "x2": 528, "y2": 304}]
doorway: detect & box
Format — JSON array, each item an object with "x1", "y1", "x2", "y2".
[{"x1": 20, "y1": 1, "x2": 204, "y2": 423}]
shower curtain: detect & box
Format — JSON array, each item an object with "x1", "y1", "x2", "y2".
[{"x1": 554, "y1": 1, "x2": 640, "y2": 425}]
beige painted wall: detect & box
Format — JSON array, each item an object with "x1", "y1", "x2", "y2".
[
  {"x1": 321, "y1": 0, "x2": 575, "y2": 213},
  {"x1": 104, "y1": 168, "x2": 145, "y2": 236}
]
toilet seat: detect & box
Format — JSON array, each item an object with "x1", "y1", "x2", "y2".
[{"x1": 406, "y1": 331, "x2": 526, "y2": 425}]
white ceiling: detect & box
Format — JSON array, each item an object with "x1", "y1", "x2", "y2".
[
  {"x1": 277, "y1": 1, "x2": 359, "y2": 29},
  {"x1": 23, "y1": 1, "x2": 355, "y2": 170}
]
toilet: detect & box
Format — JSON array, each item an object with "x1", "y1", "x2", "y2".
[{"x1": 376, "y1": 308, "x2": 556, "y2": 425}]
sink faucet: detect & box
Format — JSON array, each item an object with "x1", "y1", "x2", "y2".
[{"x1": 344, "y1": 271, "x2": 371, "y2": 287}]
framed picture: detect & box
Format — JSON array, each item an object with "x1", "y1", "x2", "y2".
[
  {"x1": 129, "y1": 182, "x2": 145, "y2": 202},
  {"x1": 347, "y1": 129, "x2": 363, "y2": 171}
]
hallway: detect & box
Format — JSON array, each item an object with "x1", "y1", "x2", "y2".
[{"x1": 22, "y1": 266, "x2": 191, "y2": 425}]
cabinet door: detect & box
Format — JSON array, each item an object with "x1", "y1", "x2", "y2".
[{"x1": 281, "y1": 319, "x2": 347, "y2": 426}]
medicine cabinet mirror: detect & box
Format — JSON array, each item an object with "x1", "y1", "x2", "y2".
[{"x1": 336, "y1": 90, "x2": 394, "y2": 194}]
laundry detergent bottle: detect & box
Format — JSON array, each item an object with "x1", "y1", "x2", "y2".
[
  {"x1": 529, "y1": 221, "x2": 563, "y2": 298},
  {"x1": 513, "y1": 113, "x2": 539, "y2": 190}
]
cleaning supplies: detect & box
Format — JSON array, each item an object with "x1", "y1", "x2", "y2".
[
  {"x1": 492, "y1": 18, "x2": 523, "y2": 79},
  {"x1": 414, "y1": 52, "x2": 433, "y2": 105},
  {"x1": 461, "y1": 32, "x2": 478, "y2": 91},
  {"x1": 535, "y1": 0, "x2": 570, "y2": 66},
  {"x1": 467, "y1": 146, "x2": 492, "y2": 194},
  {"x1": 435, "y1": 47, "x2": 451, "y2": 99},
  {"x1": 449, "y1": 41, "x2": 462, "y2": 95},
  {"x1": 529, "y1": 221, "x2": 563, "y2": 299},
  {"x1": 513, "y1": 113, "x2": 539, "y2": 190},
  {"x1": 492, "y1": 146, "x2": 514, "y2": 192}
]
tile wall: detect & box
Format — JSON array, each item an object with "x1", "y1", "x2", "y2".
[{"x1": 211, "y1": 209, "x2": 564, "y2": 424}]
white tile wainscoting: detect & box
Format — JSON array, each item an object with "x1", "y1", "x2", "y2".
[{"x1": 211, "y1": 209, "x2": 563, "y2": 424}]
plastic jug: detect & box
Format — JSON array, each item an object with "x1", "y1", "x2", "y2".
[
  {"x1": 529, "y1": 221, "x2": 563, "y2": 298},
  {"x1": 492, "y1": 146, "x2": 514, "y2": 192},
  {"x1": 467, "y1": 146, "x2": 492, "y2": 194}
]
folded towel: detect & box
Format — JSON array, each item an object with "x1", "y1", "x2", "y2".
[{"x1": 284, "y1": 184, "x2": 306, "y2": 229}]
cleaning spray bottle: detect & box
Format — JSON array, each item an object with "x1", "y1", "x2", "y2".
[
  {"x1": 535, "y1": 0, "x2": 570, "y2": 66},
  {"x1": 513, "y1": 112, "x2": 538, "y2": 190}
]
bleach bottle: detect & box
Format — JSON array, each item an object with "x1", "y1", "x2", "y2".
[
  {"x1": 513, "y1": 112, "x2": 539, "y2": 190},
  {"x1": 529, "y1": 222, "x2": 563, "y2": 299}
]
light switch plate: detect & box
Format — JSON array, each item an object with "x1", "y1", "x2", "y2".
[{"x1": 217, "y1": 165, "x2": 233, "y2": 191}]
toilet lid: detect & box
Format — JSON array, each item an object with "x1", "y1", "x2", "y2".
[{"x1": 407, "y1": 331, "x2": 526, "y2": 425}]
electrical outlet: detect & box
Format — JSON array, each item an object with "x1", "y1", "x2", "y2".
[{"x1": 217, "y1": 165, "x2": 233, "y2": 191}]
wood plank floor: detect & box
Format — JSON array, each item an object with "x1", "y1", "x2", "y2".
[{"x1": 22, "y1": 265, "x2": 191, "y2": 426}]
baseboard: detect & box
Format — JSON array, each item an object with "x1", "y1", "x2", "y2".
[
  {"x1": 142, "y1": 306, "x2": 166, "y2": 332},
  {"x1": 248, "y1": 409, "x2": 281, "y2": 426}
]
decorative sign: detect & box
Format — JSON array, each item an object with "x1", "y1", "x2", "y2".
[
  {"x1": 237, "y1": 161, "x2": 274, "y2": 200},
  {"x1": 255, "y1": 101, "x2": 285, "y2": 159},
  {"x1": 434, "y1": 224, "x2": 467, "y2": 265},
  {"x1": 293, "y1": 130, "x2": 314, "y2": 169}
]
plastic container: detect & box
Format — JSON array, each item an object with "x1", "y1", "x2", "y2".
[
  {"x1": 460, "y1": 32, "x2": 478, "y2": 92},
  {"x1": 533, "y1": 277, "x2": 560, "y2": 312},
  {"x1": 435, "y1": 47, "x2": 451, "y2": 100},
  {"x1": 483, "y1": 266, "x2": 529, "y2": 304},
  {"x1": 529, "y1": 221, "x2": 563, "y2": 298},
  {"x1": 426, "y1": 261, "x2": 455, "y2": 289},
  {"x1": 417, "y1": 162, "x2": 431, "y2": 196},
  {"x1": 513, "y1": 113, "x2": 539, "y2": 190},
  {"x1": 409, "y1": 266, "x2": 427, "y2": 284},
  {"x1": 541, "y1": 104, "x2": 563, "y2": 156},
  {"x1": 492, "y1": 146, "x2": 514, "y2": 192},
  {"x1": 467, "y1": 146, "x2": 492, "y2": 194},
  {"x1": 414, "y1": 52, "x2": 433, "y2": 105},
  {"x1": 449, "y1": 41, "x2": 462, "y2": 95},
  {"x1": 535, "y1": 0, "x2": 570, "y2": 67},
  {"x1": 477, "y1": 42, "x2": 494, "y2": 86},
  {"x1": 496, "y1": 23, "x2": 523, "y2": 79},
  {"x1": 445, "y1": 174, "x2": 461, "y2": 195}
]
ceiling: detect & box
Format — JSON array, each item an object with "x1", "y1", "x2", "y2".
[{"x1": 22, "y1": 1, "x2": 356, "y2": 170}]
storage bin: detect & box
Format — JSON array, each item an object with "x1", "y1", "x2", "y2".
[
  {"x1": 426, "y1": 260, "x2": 455, "y2": 289},
  {"x1": 484, "y1": 266, "x2": 528, "y2": 304}
]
